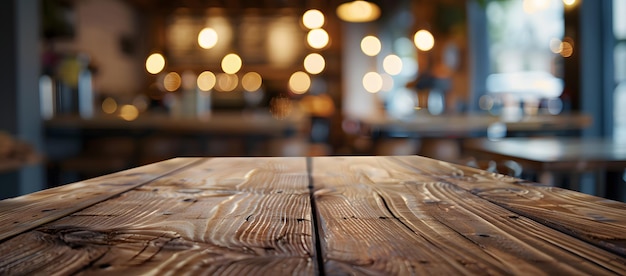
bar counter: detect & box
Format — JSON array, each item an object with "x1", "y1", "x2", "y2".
[{"x1": 1, "y1": 156, "x2": 625, "y2": 274}]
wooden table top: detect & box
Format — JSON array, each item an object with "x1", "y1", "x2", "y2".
[
  {"x1": 1, "y1": 156, "x2": 625, "y2": 275},
  {"x1": 464, "y1": 137, "x2": 626, "y2": 171}
]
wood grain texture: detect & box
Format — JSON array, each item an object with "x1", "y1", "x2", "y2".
[
  {"x1": 390, "y1": 156, "x2": 626, "y2": 257},
  {"x1": 311, "y1": 156, "x2": 626, "y2": 275},
  {"x1": 2, "y1": 156, "x2": 626, "y2": 275},
  {"x1": 0, "y1": 157, "x2": 314, "y2": 275},
  {"x1": 0, "y1": 158, "x2": 200, "y2": 241}
]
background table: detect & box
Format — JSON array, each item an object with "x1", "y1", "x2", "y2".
[
  {"x1": 1, "y1": 156, "x2": 625, "y2": 274},
  {"x1": 361, "y1": 112, "x2": 592, "y2": 137},
  {"x1": 44, "y1": 112, "x2": 308, "y2": 186},
  {"x1": 463, "y1": 137, "x2": 626, "y2": 200}
]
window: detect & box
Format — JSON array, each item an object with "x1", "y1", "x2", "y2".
[{"x1": 484, "y1": 0, "x2": 565, "y2": 116}]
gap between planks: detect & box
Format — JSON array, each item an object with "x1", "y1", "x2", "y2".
[{"x1": 307, "y1": 156, "x2": 326, "y2": 276}]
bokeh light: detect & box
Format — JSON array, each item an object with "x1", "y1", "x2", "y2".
[
  {"x1": 198, "y1": 27, "x2": 218, "y2": 49},
  {"x1": 163, "y1": 72, "x2": 182, "y2": 92},
  {"x1": 119, "y1": 104, "x2": 139, "y2": 121},
  {"x1": 242, "y1": 72, "x2": 263, "y2": 92},
  {"x1": 307, "y1": 28, "x2": 329, "y2": 49},
  {"x1": 197, "y1": 71, "x2": 216, "y2": 91},
  {"x1": 560, "y1": 41, "x2": 574, "y2": 57},
  {"x1": 361, "y1": 36, "x2": 381, "y2": 56},
  {"x1": 215, "y1": 73, "x2": 238, "y2": 92},
  {"x1": 145, "y1": 53, "x2": 166, "y2": 74},
  {"x1": 221, "y1": 53, "x2": 243, "y2": 74},
  {"x1": 302, "y1": 9, "x2": 325, "y2": 29},
  {"x1": 102, "y1": 97, "x2": 117, "y2": 114},
  {"x1": 363, "y1": 72, "x2": 383, "y2": 93},
  {"x1": 549, "y1": 37, "x2": 573, "y2": 57},
  {"x1": 336, "y1": 0, "x2": 381, "y2": 23},
  {"x1": 563, "y1": 0, "x2": 577, "y2": 6},
  {"x1": 414, "y1": 30, "x2": 434, "y2": 51},
  {"x1": 549, "y1": 38, "x2": 562, "y2": 53},
  {"x1": 383, "y1": 54, "x2": 403, "y2": 75},
  {"x1": 289, "y1": 71, "x2": 311, "y2": 94},
  {"x1": 304, "y1": 53, "x2": 326, "y2": 75}
]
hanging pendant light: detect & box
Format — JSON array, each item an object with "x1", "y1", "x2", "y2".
[{"x1": 336, "y1": 1, "x2": 381, "y2": 23}]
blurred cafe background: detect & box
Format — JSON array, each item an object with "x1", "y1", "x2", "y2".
[{"x1": 1, "y1": 0, "x2": 625, "y2": 200}]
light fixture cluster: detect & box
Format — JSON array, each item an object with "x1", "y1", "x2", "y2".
[
  {"x1": 359, "y1": 28, "x2": 434, "y2": 93},
  {"x1": 289, "y1": 9, "x2": 331, "y2": 95},
  {"x1": 336, "y1": 0, "x2": 381, "y2": 23},
  {"x1": 145, "y1": 24, "x2": 265, "y2": 95}
]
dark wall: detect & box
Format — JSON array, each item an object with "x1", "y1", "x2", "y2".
[{"x1": 0, "y1": 1, "x2": 17, "y2": 134}]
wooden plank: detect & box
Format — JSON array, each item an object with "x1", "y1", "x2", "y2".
[
  {"x1": 390, "y1": 156, "x2": 626, "y2": 257},
  {"x1": 0, "y1": 157, "x2": 314, "y2": 275},
  {"x1": 311, "y1": 156, "x2": 626, "y2": 275},
  {"x1": 0, "y1": 158, "x2": 201, "y2": 241}
]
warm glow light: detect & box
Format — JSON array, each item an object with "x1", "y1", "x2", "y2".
[
  {"x1": 221, "y1": 53, "x2": 243, "y2": 74},
  {"x1": 119, "y1": 104, "x2": 139, "y2": 121},
  {"x1": 302, "y1": 9, "x2": 325, "y2": 29},
  {"x1": 307, "y1": 28, "x2": 329, "y2": 49},
  {"x1": 563, "y1": 0, "x2": 577, "y2": 6},
  {"x1": 197, "y1": 71, "x2": 216, "y2": 91},
  {"x1": 299, "y1": 94, "x2": 335, "y2": 117},
  {"x1": 361, "y1": 36, "x2": 381, "y2": 56},
  {"x1": 336, "y1": 0, "x2": 381, "y2": 23},
  {"x1": 414, "y1": 30, "x2": 434, "y2": 51},
  {"x1": 102, "y1": 97, "x2": 117, "y2": 114},
  {"x1": 164, "y1": 72, "x2": 182, "y2": 92},
  {"x1": 215, "y1": 73, "x2": 238, "y2": 92},
  {"x1": 198, "y1": 27, "x2": 218, "y2": 49},
  {"x1": 289, "y1": 71, "x2": 311, "y2": 94},
  {"x1": 363, "y1": 72, "x2": 383, "y2": 93},
  {"x1": 560, "y1": 41, "x2": 574, "y2": 57},
  {"x1": 242, "y1": 72, "x2": 263, "y2": 92},
  {"x1": 304, "y1": 53, "x2": 326, "y2": 75},
  {"x1": 268, "y1": 16, "x2": 301, "y2": 68},
  {"x1": 145, "y1": 53, "x2": 165, "y2": 74},
  {"x1": 523, "y1": 0, "x2": 550, "y2": 13},
  {"x1": 383, "y1": 54, "x2": 403, "y2": 75}
]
